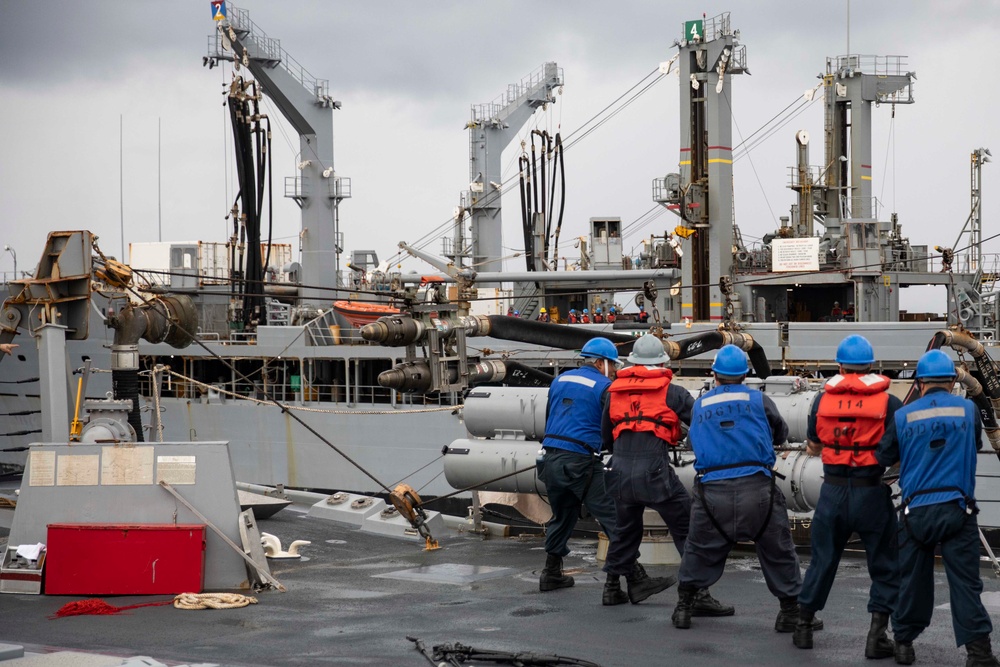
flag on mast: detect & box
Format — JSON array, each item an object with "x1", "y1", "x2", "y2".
[{"x1": 211, "y1": 1, "x2": 227, "y2": 21}]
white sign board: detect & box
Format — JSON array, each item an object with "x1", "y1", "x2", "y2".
[{"x1": 771, "y1": 237, "x2": 820, "y2": 272}]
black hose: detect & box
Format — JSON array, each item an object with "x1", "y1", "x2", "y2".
[
  {"x1": 529, "y1": 131, "x2": 539, "y2": 216},
  {"x1": 484, "y1": 315, "x2": 637, "y2": 352},
  {"x1": 518, "y1": 156, "x2": 535, "y2": 272},
  {"x1": 550, "y1": 133, "x2": 566, "y2": 268},
  {"x1": 746, "y1": 342, "x2": 773, "y2": 379},
  {"x1": 500, "y1": 361, "x2": 554, "y2": 388},
  {"x1": 112, "y1": 369, "x2": 143, "y2": 442},
  {"x1": 263, "y1": 117, "x2": 273, "y2": 286},
  {"x1": 969, "y1": 388, "x2": 999, "y2": 432}
]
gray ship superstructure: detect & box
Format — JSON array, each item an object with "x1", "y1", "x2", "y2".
[{"x1": 3, "y1": 9, "x2": 1000, "y2": 523}]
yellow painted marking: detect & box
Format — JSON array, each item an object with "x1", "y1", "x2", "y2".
[
  {"x1": 679, "y1": 160, "x2": 692, "y2": 165},
  {"x1": 861, "y1": 175, "x2": 872, "y2": 181},
  {"x1": 708, "y1": 158, "x2": 733, "y2": 164}
]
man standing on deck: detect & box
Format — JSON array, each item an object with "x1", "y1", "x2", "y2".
[
  {"x1": 672, "y1": 345, "x2": 816, "y2": 634},
  {"x1": 794, "y1": 334, "x2": 900, "y2": 658},
  {"x1": 601, "y1": 334, "x2": 732, "y2": 614},
  {"x1": 877, "y1": 349, "x2": 999, "y2": 666},
  {"x1": 537, "y1": 337, "x2": 623, "y2": 596}
]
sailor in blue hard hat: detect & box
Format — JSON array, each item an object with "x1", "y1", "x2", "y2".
[
  {"x1": 674, "y1": 344, "x2": 801, "y2": 632},
  {"x1": 537, "y1": 337, "x2": 622, "y2": 597},
  {"x1": 795, "y1": 334, "x2": 900, "y2": 657},
  {"x1": 601, "y1": 334, "x2": 732, "y2": 614},
  {"x1": 877, "y1": 349, "x2": 998, "y2": 666}
]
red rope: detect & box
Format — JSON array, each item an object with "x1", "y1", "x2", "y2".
[{"x1": 50, "y1": 597, "x2": 175, "y2": 619}]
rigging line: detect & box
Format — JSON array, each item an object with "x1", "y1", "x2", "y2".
[
  {"x1": 731, "y1": 92, "x2": 812, "y2": 153},
  {"x1": 732, "y1": 96, "x2": 816, "y2": 160},
  {"x1": 561, "y1": 67, "x2": 660, "y2": 144},
  {"x1": 621, "y1": 204, "x2": 669, "y2": 236},
  {"x1": 879, "y1": 115, "x2": 894, "y2": 204},
  {"x1": 388, "y1": 454, "x2": 445, "y2": 489},
  {"x1": 416, "y1": 465, "x2": 536, "y2": 508},
  {"x1": 415, "y1": 469, "x2": 445, "y2": 495},
  {"x1": 114, "y1": 278, "x2": 395, "y2": 495},
  {"x1": 562, "y1": 74, "x2": 665, "y2": 152},
  {"x1": 396, "y1": 70, "x2": 664, "y2": 260},
  {"x1": 725, "y1": 89, "x2": 778, "y2": 227},
  {"x1": 733, "y1": 97, "x2": 818, "y2": 162},
  {"x1": 621, "y1": 207, "x2": 670, "y2": 240}
]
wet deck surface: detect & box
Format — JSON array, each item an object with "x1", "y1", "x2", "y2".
[{"x1": 1, "y1": 505, "x2": 999, "y2": 666}]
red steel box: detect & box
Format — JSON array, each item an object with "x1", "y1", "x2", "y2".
[{"x1": 45, "y1": 524, "x2": 206, "y2": 595}]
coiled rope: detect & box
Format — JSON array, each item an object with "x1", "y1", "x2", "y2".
[{"x1": 173, "y1": 593, "x2": 258, "y2": 610}]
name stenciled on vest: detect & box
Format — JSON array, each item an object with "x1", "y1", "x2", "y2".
[
  {"x1": 816, "y1": 373, "x2": 891, "y2": 467},
  {"x1": 896, "y1": 392, "x2": 978, "y2": 511},
  {"x1": 608, "y1": 366, "x2": 681, "y2": 444}
]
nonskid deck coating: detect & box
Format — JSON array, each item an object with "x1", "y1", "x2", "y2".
[{"x1": 0, "y1": 507, "x2": 997, "y2": 667}]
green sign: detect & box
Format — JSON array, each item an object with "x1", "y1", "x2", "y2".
[{"x1": 684, "y1": 20, "x2": 704, "y2": 41}]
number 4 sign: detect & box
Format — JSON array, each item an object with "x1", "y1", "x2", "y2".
[{"x1": 684, "y1": 20, "x2": 703, "y2": 42}]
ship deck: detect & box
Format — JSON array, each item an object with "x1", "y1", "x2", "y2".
[{"x1": 1, "y1": 501, "x2": 998, "y2": 667}]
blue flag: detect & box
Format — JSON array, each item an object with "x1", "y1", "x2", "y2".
[{"x1": 211, "y1": 0, "x2": 226, "y2": 21}]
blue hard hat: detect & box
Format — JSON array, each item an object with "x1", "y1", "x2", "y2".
[
  {"x1": 513, "y1": 310, "x2": 519, "y2": 316},
  {"x1": 610, "y1": 306, "x2": 616, "y2": 313},
  {"x1": 580, "y1": 337, "x2": 620, "y2": 363},
  {"x1": 915, "y1": 349, "x2": 957, "y2": 380},
  {"x1": 583, "y1": 308, "x2": 589, "y2": 314},
  {"x1": 711, "y1": 344, "x2": 750, "y2": 377},
  {"x1": 835, "y1": 334, "x2": 875, "y2": 365},
  {"x1": 596, "y1": 307, "x2": 602, "y2": 312},
  {"x1": 570, "y1": 308, "x2": 576, "y2": 314}
]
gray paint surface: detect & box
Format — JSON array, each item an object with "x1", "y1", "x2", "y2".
[{"x1": 6, "y1": 442, "x2": 247, "y2": 590}]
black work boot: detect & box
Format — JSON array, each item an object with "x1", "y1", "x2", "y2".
[
  {"x1": 966, "y1": 636, "x2": 1000, "y2": 667},
  {"x1": 625, "y1": 562, "x2": 677, "y2": 604},
  {"x1": 539, "y1": 553, "x2": 574, "y2": 592},
  {"x1": 865, "y1": 611, "x2": 894, "y2": 659},
  {"x1": 691, "y1": 588, "x2": 735, "y2": 617},
  {"x1": 793, "y1": 608, "x2": 815, "y2": 649},
  {"x1": 672, "y1": 586, "x2": 697, "y2": 629},
  {"x1": 602, "y1": 573, "x2": 628, "y2": 606},
  {"x1": 894, "y1": 640, "x2": 915, "y2": 665},
  {"x1": 775, "y1": 598, "x2": 824, "y2": 633}
]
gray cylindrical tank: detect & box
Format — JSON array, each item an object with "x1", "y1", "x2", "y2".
[
  {"x1": 443, "y1": 439, "x2": 545, "y2": 494},
  {"x1": 772, "y1": 450, "x2": 825, "y2": 512},
  {"x1": 642, "y1": 449, "x2": 823, "y2": 513},
  {"x1": 464, "y1": 388, "x2": 548, "y2": 439},
  {"x1": 746, "y1": 376, "x2": 819, "y2": 443}
]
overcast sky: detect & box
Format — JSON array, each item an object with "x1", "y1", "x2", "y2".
[{"x1": 1, "y1": 0, "x2": 997, "y2": 311}]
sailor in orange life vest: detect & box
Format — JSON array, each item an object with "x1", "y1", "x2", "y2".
[
  {"x1": 600, "y1": 334, "x2": 732, "y2": 614},
  {"x1": 794, "y1": 334, "x2": 901, "y2": 657},
  {"x1": 673, "y1": 345, "x2": 804, "y2": 632},
  {"x1": 876, "y1": 350, "x2": 999, "y2": 667},
  {"x1": 537, "y1": 337, "x2": 623, "y2": 597}
]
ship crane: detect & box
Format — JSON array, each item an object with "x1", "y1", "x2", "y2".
[{"x1": 206, "y1": 4, "x2": 350, "y2": 308}]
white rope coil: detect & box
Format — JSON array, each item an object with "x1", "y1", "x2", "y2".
[{"x1": 173, "y1": 592, "x2": 258, "y2": 610}]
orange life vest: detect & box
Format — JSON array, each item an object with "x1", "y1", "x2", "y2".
[
  {"x1": 608, "y1": 366, "x2": 682, "y2": 444},
  {"x1": 815, "y1": 373, "x2": 891, "y2": 467}
]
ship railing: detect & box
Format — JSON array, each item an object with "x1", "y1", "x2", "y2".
[
  {"x1": 787, "y1": 166, "x2": 827, "y2": 189},
  {"x1": 840, "y1": 195, "x2": 880, "y2": 220},
  {"x1": 679, "y1": 12, "x2": 735, "y2": 44},
  {"x1": 470, "y1": 62, "x2": 563, "y2": 124},
  {"x1": 827, "y1": 54, "x2": 909, "y2": 77},
  {"x1": 219, "y1": 5, "x2": 330, "y2": 100}
]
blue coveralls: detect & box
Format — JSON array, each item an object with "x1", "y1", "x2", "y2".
[
  {"x1": 797, "y1": 388, "x2": 902, "y2": 617},
  {"x1": 600, "y1": 382, "x2": 695, "y2": 576},
  {"x1": 540, "y1": 364, "x2": 619, "y2": 558},
  {"x1": 877, "y1": 387, "x2": 991, "y2": 648},
  {"x1": 679, "y1": 384, "x2": 801, "y2": 598}
]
